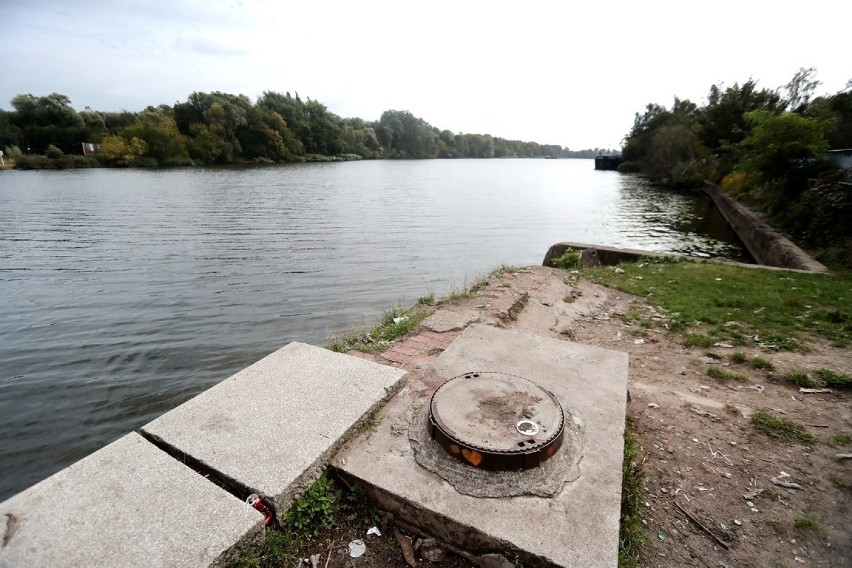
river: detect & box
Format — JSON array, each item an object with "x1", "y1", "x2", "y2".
[{"x1": 0, "y1": 159, "x2": 748, "y2": 500}]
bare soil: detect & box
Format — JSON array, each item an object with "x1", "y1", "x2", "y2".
[{"x1": 310, "y1": 266, "x2": 851, "y2": 567}]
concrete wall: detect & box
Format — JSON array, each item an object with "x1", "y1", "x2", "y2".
[
  {"x1": 701, "y1": 182, "x2": 827, "y2": 272},
  {"x1": 543, "y1": 186, "x2": 827, "y2": 273}
]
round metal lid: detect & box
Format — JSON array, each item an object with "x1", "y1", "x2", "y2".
[{"x1": 428, "y1": 371, "x2": 564, "y2": 469}]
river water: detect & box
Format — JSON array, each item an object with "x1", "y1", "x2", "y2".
[{"x1": 0, "y1": 159, "x2": 747, "y2": 500}]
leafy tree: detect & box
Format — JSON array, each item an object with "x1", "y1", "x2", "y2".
[
  {"x1": 781, "y1": 67, "x2": 821, "y2": 112},
  {"x1": 737, "y1": 110, "x2": 830, "y2": 208},
  {"x1": 122, "y1": 109, "x2": 189, "y2": 162},
  {"x1": 10, "y1": 93, "x2": 86, "y2": 154},
  {"x1": 97, "y1": 134, "x2": 148, "y2": 166}
]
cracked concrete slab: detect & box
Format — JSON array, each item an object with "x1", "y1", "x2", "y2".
[
  {"x1": 0, "y1": 433, "x2": 257, "y2": 568},
  {"x1": 142, "y1": 342, "x2": 406, "y2": 507},
  {"x1": 337, "y1": 324, "x2": 629, "y2": 567},
  {"x1": 421, "y1": 310, "x2": 480, "y2": 333}
]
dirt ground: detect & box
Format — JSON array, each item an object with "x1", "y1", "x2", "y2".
[{"x1": 329, "y1": 265, "x2": 851, "y2": 568}]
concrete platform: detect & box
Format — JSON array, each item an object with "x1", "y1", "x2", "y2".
[
  {"x1": 0, "y1": 433, "x2": 257, "y2": 568},
  {"x1": 336, "y1": 324, "x2": 629, "y2": 567},
  {"x1": 142, "y1": 342, "x2": 406, "y2": 506}
]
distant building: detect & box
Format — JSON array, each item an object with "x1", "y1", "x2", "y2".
[
  {"x1": 824, "y1": 149, "x2": 852, "y2": 170},
  {"x1": 82, "y1": 143, "x2": 99, "y2": 157}
]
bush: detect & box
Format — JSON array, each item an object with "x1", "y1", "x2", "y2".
[
  {"x1": 551, "y1": 249, "x2": 580, "y2": 269},
  {"x1": 160, "y1": 156, "x2": 195, "y2": 167},
  {"x1": 4, "y1": 145, "x2": 23, "y2": 158},
  {"x1": 617, "y1": 161, "x2": 641, "y2": 173},
  {"x1": 14, "y1": 155, "x2": 56, "y2": 170},
  {"x1": 45, "y1": 144, "x2": 65, "y2": 159},
  {"x1": 133, "y1": 156, "x2": 159, "y2": 168}
]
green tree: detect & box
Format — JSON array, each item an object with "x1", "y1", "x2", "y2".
[
  {"x1": 737, "y1": 110, "x2": 829, "y2": 208},
  {"x1": 10, "y1": 93, "x2": 86, "y2": 154},
  {"x1": 122, "y1": 109, "x2": 189, "y2": 162}
]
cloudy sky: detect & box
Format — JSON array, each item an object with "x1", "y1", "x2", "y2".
[{"x1": 1, "y1": 0, "x2": 848, "y2": 149}]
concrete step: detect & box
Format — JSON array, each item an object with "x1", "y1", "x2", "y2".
[
  {"x1": 0, "y1": 432, "x2": 257, "y2": 568},
  {"x1": 141, "y1": 342, "x2": 406, "y2": 508},
  {"x1": 336, "y1": 324, "x2": 629, "y2": 567}
]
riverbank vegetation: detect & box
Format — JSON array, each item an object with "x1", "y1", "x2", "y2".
[
  {"x1": 0, "y1": 91, "x2": 613, "y2": 169},
  {"x1": 581, "y1": 257, "x2": 851, "y2": 351},
  {"x1": 620, "y1": 68, "x2": 852, "y2": 268}
]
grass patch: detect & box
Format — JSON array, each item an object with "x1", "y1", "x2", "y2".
[
  {"x1": 707, "y1": 366, "x2": 747, "y2": 382},
  {"x1": 787, "y1": 368, "x2": 852, "y2": 389},
  {"x1": 751, "y1": 410, "x2": 815, "y2": 445},
  {"x1": 583, "y1": 260, "x2": 852, "y2": 350},
  {"x1": 793, "y1": 516, "x2": 821, "y2": 537},
  {"x1": 748, "y1": 356, "x2": 774, "y2": 371},
  {"x1": 815, "y1": 368, "x2": 852, "y2": 389},
  {"x1": 826, "y1": 432, "x2": 852, "y2": 447},
  {"x1": 327, "y1": 305, "x2": 432, "y2": 353},
  {"x1": 731, "y1": 351, "x2": 747, "y2": 364},
  {"x1": 619, "y1": 424, "x2": 646, "y2": 568},
  {"x1": 563, "y1": 294, "x2": 575, "y2": 304}
]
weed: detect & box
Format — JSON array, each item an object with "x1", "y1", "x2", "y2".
[
  {"x1": 826, "y1": 432, "x2": 852, "y2": 447},
  {"x1": 285, "y1": 475, "x2": 340, "y2": 538},
  {"x1": 793, "y1": 516, "x2": 820, "y2": 536},
  {"x1": 618, "y1": 425, "x2": 646, "y2": 568},
  {"x1": 684, "y1": 333, "x2": 717, "y2": 348},
  {"x1": 563, "y1": 294, "x2": 575, "y2": 304},
  {"x1": 815, "y1": 368, "x2": 852, "y2": 389},
  {"x1": 749, "y1": 357, "x2": 774, "y2": 370},
  {"x1": 551, "y1": 249, "x2": 580, "y2": 270},
  {"x1": 417, "y1": 292, "x2": 435, "y2": 306},
  {"x1": 724, "y1": 403, "x2": 741, "y2": 416},
  {"x1": 507, "y1": 292, "x2": 529, "y2": 321},
  {"x1": 788, "y1": 371, "x2": 817, "y2": 388},
  {"x1": 731, "y1": 351, "x2": 747, "y2": 364},
  {"x1": 788, "y1": 368, "x2": 852, "y2": 389},
  {"x1": 327, "y1": 305, "x2": 432, "y2": 353},
  {"x1": 707, "y1": 366, "x2": 747, "y2": 382},
  {"x1": 751, "y1": 410, "x2": 815, "y2": 445}
]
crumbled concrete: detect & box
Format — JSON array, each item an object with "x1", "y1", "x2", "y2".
[
  {"x1": 143, "y1": 342, "x2": 406, "y2": 507},
  {"x1": 0, "y1": 433, "x2": 257, "y2": 568},
  {"x1": 421, "y1": 310, "x2": 479, "y2": 333},
  {"x1": 337, "y1": 324, "x2": 628, "y2": 567}
]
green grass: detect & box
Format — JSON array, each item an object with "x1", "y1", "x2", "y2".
[
  {"x1": 327, "y1": 305, "x2": 432, "y2": 353},
  {"x1": 815, "y1": 368, "x2": 852, "y2": 388},
  {"x1": 707, "y1": 366, "x2": 747, "y2": 382},
  {"x1": 826, "y1": 432, "x2": 852, "y2": 447},
  {"x1": 751, "y1": 410, "x2": 815, "y2": 445},
  {"x1": 731, "y1": 351, "x2": 747, "y2": 363},
  {"x1": 793, "y1": 516, "x2": 820, "y2": 535},
  {"x1": 551, "y1": 249, "x2": 580, "y2": 269},
  {"x1": 748, "y1": 356, "x2": 774, "y2": 370},
  {"x1": 787, "y1": 368, "x2": 852, "y2": 389},
  {"x1": 618, "y1": 425, "x2": 646, "y2": 568},
  {"x1": 583, "y1": 259, "x2": 852, "y2": 350}
]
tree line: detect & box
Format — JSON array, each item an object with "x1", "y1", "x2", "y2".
[
  {"x1": 620, "y1": 68, "x2": 852, "y2": 268},
  {"x1": 0, "y1": 91, "x2": 612, "y2": 167}
]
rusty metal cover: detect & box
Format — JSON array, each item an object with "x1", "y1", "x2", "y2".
[{"x1": 427, "y1": 371, "x2": 564, "y2": 470}]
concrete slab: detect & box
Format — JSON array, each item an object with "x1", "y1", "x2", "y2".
[
  {"x1": 336, "y1": 324, "x2": 629, "y2": 567},
  {"x1": 421, "y1": 310, "x2": 479, "y2": 333},
  {"x1": 0, "y1": 433, "x2": 257, "y2": 568},
  {"x1": 143, "y1": 342, "x2": 406, "y2": 505}
]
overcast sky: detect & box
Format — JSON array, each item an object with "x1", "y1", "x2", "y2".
[{"x1": 1, "y1": 0, "x2": 848, "y2": 149}]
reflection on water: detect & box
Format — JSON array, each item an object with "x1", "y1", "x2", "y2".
[{"x1": 0, "y1": 159, "x2": 748, "y2": 500}]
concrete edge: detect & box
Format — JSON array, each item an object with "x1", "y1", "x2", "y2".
[
  {"x1": 701, "y1": 181, "x2": 828, "y2": 272},
  {"x1": 209, "y1": 370, "x2": 408, "y2": 568},
  {"x1": 334, "y1": 468, "x2": 553, "y2": 568}
]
